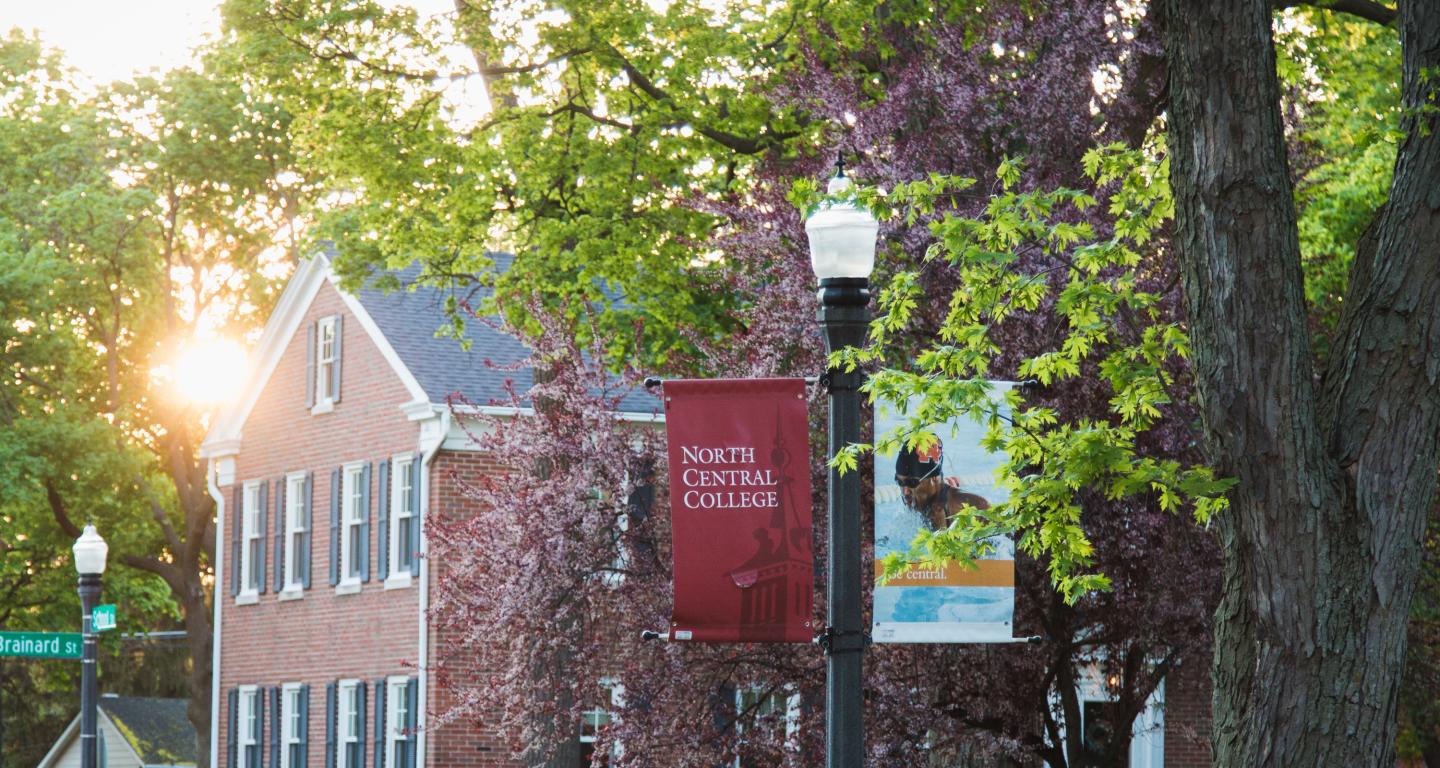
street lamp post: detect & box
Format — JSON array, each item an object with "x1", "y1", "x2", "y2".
[
  {"x1": 805, "y1": 161, "x2": 879, "y2": 768},
  {"x1": 73, "y1": 525, "x2": 108, "y2": 768}
]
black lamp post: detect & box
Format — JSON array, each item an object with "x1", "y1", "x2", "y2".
[
  {"x1": 73, "y1": 524, "x2": 107, "y2": 768},
  {"x1": 805, "y1": 161, "x2": 879, "y2": 768}
]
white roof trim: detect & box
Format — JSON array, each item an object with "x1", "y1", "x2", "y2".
[
  {"x1": 34, "y1": 713, "x2": 78, "y2": 768},
  {"x1": 36, "y1": 709, "x2": 146, "y2": 768},
  {"x1": 201, "y1": 252, "x2": 432, "y2": 457},
  {"x1": 445, "y1": 402, "x2": 664, "y2": 423}
]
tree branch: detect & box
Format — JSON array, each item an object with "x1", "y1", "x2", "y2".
[
  {"x1": 607, "y1": 47, "x2": 795, "y2": 155},
  {"x1": 45, "y1": 480, "x2": 83, "y2": 539},
  {"x1": 1278, "y1": 0, "x2": 1397, "y2": 26}
]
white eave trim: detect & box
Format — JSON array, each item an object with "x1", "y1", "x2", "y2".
[
  {"x1": 199, "y1": 437, "x2": 242, "y2": 459},
  {"x1": 447, "y1": 402, "x2": 664, "y2": 423}
]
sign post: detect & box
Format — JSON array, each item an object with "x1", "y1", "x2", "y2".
[{"x1": 0, "y1": 631, "x2": 83, "y2": 660}]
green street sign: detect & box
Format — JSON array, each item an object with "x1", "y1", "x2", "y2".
[
  {"x1": 92, "y1": 604, "x2": 117, "y2": 632},
  {"x1": 0, "y1": 631, "x2": 82, "y2": 659}
]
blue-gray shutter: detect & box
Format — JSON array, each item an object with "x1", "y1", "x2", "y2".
[
  {"x1": 228, "y1": 688, "x2": 239, "y2": 768},
  {"x1": 376, "y1": 460, "x2": 390, "y2": 581},
  {"x1": 298, "y1": 684, "x2": 311, "y2": 768},
  {"x1": 324, "y1": 682, "x2": 337, "y2": 768},
  {"x1": 274, "y1": 479, "x2": 286, "y2": 592},
  {"x1": 231, "y1": 485, "x2": 242, "y2": 596},
  {"x1": 372, "y1": 679, "x2": 386, "y2": 768},
  {"x1": 360, "y1": 462, "x2": 372, "y2": 582},
  {"x1": 257, "y1": 482, "x2": 269, "y2": 595},
  {"x1": 408, "y1": 455, "x2": 422, "y2": 577},
  {"x1": 270, "y1": 686, "x2": 282, "y2": 768},
  {"x1": 404, "y1": 679, "x2": 417, "y2": 768},
  {"x1": 329, "y1": 469, "x2": 341, "y2": 586},
  {"x1": 303, "y1": 472, "x2": 314, "y2": 589},
  {"x1": 99, "y1": 728, "x2": 107, "y2": 767},
  {"x1": 253, "y1": 687, "x2": 265, "y2": 768},
  {"x1": 330, "y1": 314, "x2": 343, "y2": 403},
  {"x1": 306, "y1": 321, "x2": 317, "y2": 409},
  {"x1": 356, "y1": 681, "x2": 368, "y2": 768}
]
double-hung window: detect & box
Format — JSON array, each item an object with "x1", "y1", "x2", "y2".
[
  {"x1": 389, "y1": 455, "x2": 415, "y2": 580},
  {"x1": 315, "y1": 315, "x2": 337, "y2": 409},
  {"x1": 239, "y1": 686, "x2": 261, "y2": 768},
  {"x1": 734, "y1": 685, "x2": 799, "y2": 767},
  {"x1": 342, "y1": 463, "x2": 365, "y2": 584},
  {"x1": 384, "y1": 677, "x2": 416, "y2": 768},
  {"x1": 241, "y1": 481, "x2": 262, "y2": 596},
  {"x1": 339, "y1": 680, "x2": 362, "y2": 768},
  {"x1": 284, "y1": 472, "x2": 307, "y2": 592},
  {"x1": 280, "y1": 683, "x2": 306, "y2": 768},
  {"x1": 580, "y1": 679, "x2": 624, "y2": 766}
]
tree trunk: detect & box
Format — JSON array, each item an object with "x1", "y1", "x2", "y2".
[
  {"x1": 1160, "y1": 0, "x2": 1440, "y2": 765},
  {"x1": 182, "y1": 582, "x2": 213, "y2": 768}
]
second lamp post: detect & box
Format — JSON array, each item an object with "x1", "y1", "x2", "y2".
[
  {"x1": 805, "y1": 163, "x2": 879, "y2": 768},
  {"x1": 73, "y1": 525, "x2": 108, "y2": 768}
]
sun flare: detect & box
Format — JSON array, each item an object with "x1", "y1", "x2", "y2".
[{"x1": 158, "y1": 338, "x2": 248, "y2": 406}]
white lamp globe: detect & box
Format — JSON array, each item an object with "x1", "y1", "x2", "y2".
[
  {"x1": 73, "y1": 525, "x2": 108, "y2": 576},
  {"x1": 805, "y1": 172, "x2": 879, "y2": 281}
]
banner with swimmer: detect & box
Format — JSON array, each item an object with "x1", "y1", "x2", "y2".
[
  {"x1": 872, "y1": 383, "x2": 1016, "y2": 643},
  {"x1": 662, "y1": 378, "x2": 814, "y2": 643}
]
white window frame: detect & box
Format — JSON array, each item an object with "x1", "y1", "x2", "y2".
[
  {"x1": 339, "y1": 463, "x2": 365, "y2": 588},
  {"x1": 579, "y1": 678, "x2": 624, "y2": 761},
  {"x1": 1056, "y1": 665, "x2": 1166, "y2": 768},
  {"x1": 282, "y1": 472, "x2": 307, "y2": 596},
  {"x1": 280, "y1": 682, "x2": 303, "y2": 768},
  {"x1": 312, "y1": 315, "x2": 337, "y2": 414},
  {"x1": 385, "y1": 676, "x2": 410, "y2": 767},
  {"x1": 238, "y1": 481, "x2": 262, "y2": 603},
  {"x1": 239, "y1": 685, "x2": 261, "y2": 767},
  {"x1": 387, "y1": 454, "x2": 415, "y2": 585},
  {"x1": 339, "y1": 679, "x2": 361, "y2": 768},
  {"x1": 734, "y1": 684, "x2": 800, "y2": 766}
]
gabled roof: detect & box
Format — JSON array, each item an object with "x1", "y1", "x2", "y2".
[
  {"x1": 201, "y1": 250, "x2": 657, "y2": 457},
  {"x1": 100, "y1": 697, "x2": 198, "y2": 766},
  {"x1": 353, "y1": 255, "x2": 533, "y2": 407},
  {"x1": 353, "y1": 255, "x2": 657, "y2": 415},
  {"x1": 37, "y1": 697, "x2": 197, "y2": 768}
]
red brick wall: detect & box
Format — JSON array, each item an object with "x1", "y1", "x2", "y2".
[
  {"x1": 1164, "y1": 651, "x2": 1213, "y2": 767},
  {"x1": 425, "y1": 450, "x2": 528, "y2": 768},
  {"x1": 218, "y1": 281, "x2": 425, "y2": 767}
]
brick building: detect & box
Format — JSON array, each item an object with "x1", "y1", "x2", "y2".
[
  {"x1": 200, "y1": 251, "x2": 654, "y2": 768},
  {"x1": 202, "y1": 252, "x2": 1210, "y2": 767}
]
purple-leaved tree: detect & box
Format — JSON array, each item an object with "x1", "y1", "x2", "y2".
[{"x1": 429, "y1": 2, "x2": 1223, "y2": 766}]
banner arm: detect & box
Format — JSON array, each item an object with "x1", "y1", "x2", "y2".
[{"x1": 644, "y1": 376, "x2": 821, "y2": 389}]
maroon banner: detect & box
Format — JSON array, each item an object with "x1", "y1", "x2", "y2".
[{"x1": 663, "y1": 378, "x2": 814, "y2": 643}]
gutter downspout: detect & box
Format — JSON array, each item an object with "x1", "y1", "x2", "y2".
[
  {"x1": 416, "y1": 408, "x2": 449, "y2": 766},
  {"x1": 207, "y1": 457, "x2": 225, "y2": 768}
]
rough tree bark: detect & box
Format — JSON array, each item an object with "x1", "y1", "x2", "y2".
[{"x1": 1160, "y1": 0, "x2": 1440, "y2": 764}]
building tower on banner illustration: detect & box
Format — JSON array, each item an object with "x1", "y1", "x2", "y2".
[{"x1": 728, "y1": 406, "x2": 813, "y2": 642}]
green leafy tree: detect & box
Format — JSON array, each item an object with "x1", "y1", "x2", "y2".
[
  {"x1": 0, "y1": 30, "x2": 305, "y2": 766},
  {"x1": 219, "y1": 0, "x2": 843, "y2": 362}
]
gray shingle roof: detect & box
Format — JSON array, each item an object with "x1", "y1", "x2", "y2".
[
  {"x1": 99, "y1": 696, "x2": 196, "y2": 766},
  {"x1": 352, "y1": 256, "x2": 659, "y2": 416}
]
